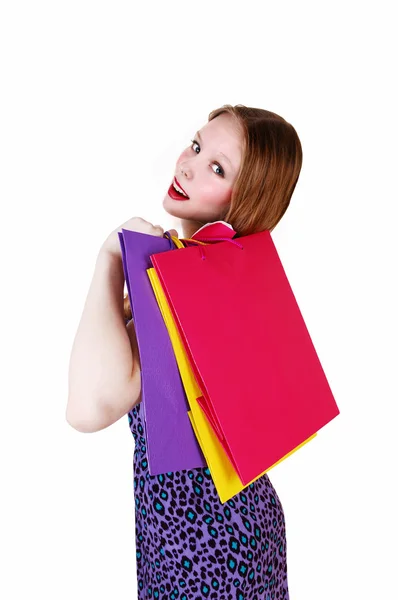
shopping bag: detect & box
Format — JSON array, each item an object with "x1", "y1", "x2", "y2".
[
  {"x1": 149, "y1": 229, "x2": 340, "y2": 485},
  {"x1": 118, "y1": 229, "x2": 206, "y2": 474},
  {"x1": 147, "y1": 246, "x2": 316, "y2": 503}
]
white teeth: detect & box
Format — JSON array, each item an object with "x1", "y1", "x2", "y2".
[{"x1": 173, "y1": 180, "x2": 188, "y2": 197}]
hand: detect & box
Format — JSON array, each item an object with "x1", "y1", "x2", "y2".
[{"x1": 101, "y1": 216, "x2": 178, "y2": 259}]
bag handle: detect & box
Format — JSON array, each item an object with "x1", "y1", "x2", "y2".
[
  {"x1": 164, "y1": 232, "x2": 243, "y2": 260},
  {"x1": 170, "y1": 235, "x2": 197, "y2": 249}
]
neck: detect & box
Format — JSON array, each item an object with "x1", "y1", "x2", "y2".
[{"x1": 180, "y1": 219, "x2": 207, "y2": 240}]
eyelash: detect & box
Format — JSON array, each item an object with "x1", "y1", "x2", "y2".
[{"x1": 190, "y1": 139, "x2": 225, "y2": 178}]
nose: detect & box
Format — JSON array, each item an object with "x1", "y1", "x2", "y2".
[{"x1": 179, "y1": 164, "x2": 192, "y2": 179}]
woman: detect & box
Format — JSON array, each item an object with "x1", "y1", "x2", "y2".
[{"x1": 67, "y1": 104, "x2": 302, "y2": 599}]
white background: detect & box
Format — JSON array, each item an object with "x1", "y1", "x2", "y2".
[{"x1": 1, "y1": 1, "x2": 397, "y2": 598}]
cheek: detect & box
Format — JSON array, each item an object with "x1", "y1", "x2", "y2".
[
  {"x1": 176, "y1": 148, "x2": 191, "y2": 163},
  {"x1": 200, "y1": 181, "x2": 233, "y2": 207}
]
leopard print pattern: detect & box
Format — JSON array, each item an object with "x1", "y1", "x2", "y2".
[{"x1": 129, "y1": 403, "x2": 290, "y2": 600}]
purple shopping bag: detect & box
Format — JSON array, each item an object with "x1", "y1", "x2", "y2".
[{"x1": 118, "y1": 229, "x2": 206, "y2": 475}]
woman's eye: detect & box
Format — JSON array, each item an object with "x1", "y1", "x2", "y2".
[
  {"x1": 191, "y1": 140, "x2": 200, "y2": 153},
  {"x1": 190, "y1": 139, "x2": 224, "y2": 177},
  {"x1": 212, "y1": 163, "x2": 224, "y2": 177}
]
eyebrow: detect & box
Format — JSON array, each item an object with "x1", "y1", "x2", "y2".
[{"x1": 195, "y1": 131, "x2": 233, "y2": 169}]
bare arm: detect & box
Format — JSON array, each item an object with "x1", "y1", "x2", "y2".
[{"x1": 66, "y1": 245, "x2": 141, "y2": 433}]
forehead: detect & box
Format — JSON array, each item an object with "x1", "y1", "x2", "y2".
[{"x1": 200, "y1": 113, "x2": 243, "y2": 165}]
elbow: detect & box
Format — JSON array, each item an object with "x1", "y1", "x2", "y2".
[
  {"x1": 65, "y1": 412, "x2": 96, "y2": 433},
  {"x1": 65, "y1": 394, "x2": 109, "y2": 433},
  {"x1": 65, "y1": 371, "x2": 141, "y2": 433}
]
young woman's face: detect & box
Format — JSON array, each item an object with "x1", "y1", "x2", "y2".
[{"x1": 163, "y1": 113, "x2": 243, "y2": 225}]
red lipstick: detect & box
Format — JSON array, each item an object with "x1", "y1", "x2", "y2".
[
  {"x1": 168, "y1": 177, "x2": 190, "y2": 201},
  {"x1": 174, "y1": 177, "x2": 189, "y2": 196}
]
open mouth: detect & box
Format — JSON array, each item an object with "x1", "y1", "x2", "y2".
[
  {"x1": 168, "y1": 177, "x2": 190, "y2": 201},
  {"x1": 175, "y1": 177, "x2": 190, "y2": 197}
]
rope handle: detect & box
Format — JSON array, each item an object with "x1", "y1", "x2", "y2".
[
  {"x1": 164, "y1": 232, "x2": 243, "y2": 260},
  {"x1": 170, "y1": 235, "x2": 209, "y2": 249}
]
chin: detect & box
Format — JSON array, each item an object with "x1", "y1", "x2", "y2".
[{"x1": 163, "y1": 194, "x2": 189, "y2": 215}]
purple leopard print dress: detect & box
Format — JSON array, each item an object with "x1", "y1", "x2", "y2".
[{"x1": 128, "y1": 401, "x2": 290, "y2": 600}]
